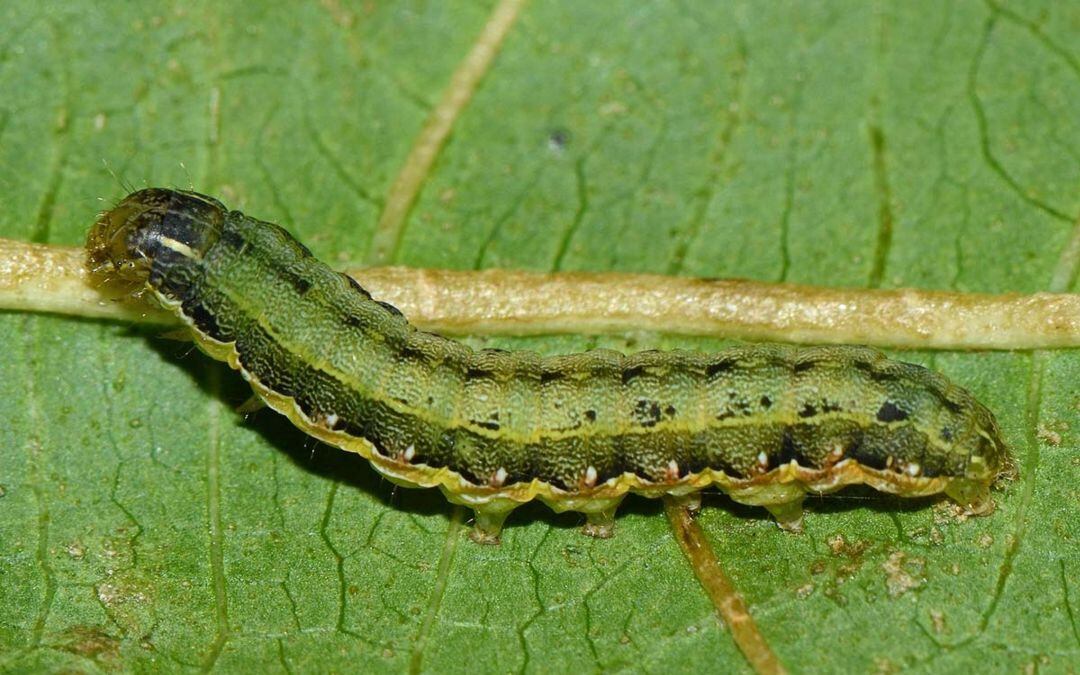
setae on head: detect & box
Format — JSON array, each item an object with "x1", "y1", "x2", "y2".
[{"x1": 86, "y1": 188, "x2": 226, "y2": 285}]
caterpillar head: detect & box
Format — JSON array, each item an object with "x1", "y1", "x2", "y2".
[{"x1": 87, "y1": 188, "x2": 226, "y2": 288}]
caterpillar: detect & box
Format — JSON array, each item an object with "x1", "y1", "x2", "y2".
[{"x1": 86, "y1": 188, "x2": 1009, "y2": 543}]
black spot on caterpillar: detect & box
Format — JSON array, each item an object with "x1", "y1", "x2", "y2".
[
  {"x1": 86, "y1": 188, "x2": 1011, "y2": 544},
  {"x1": 876, "y1": 401, "x2": 910, "y2": 423}
]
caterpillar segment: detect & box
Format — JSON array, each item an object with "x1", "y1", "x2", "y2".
[{"x1": 86, "y1": 188, "x2": 1010, "y2": 543}]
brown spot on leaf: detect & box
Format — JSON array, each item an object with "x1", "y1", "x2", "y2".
[
  {"x1": 882, "y1": 550, "x2": 926, "y2": 597},
  {"x1": 55, "y1": 625, "x2": 120, "y2": 661}
]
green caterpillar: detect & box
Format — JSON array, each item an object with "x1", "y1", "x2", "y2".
[{"x1": 87, "y1": 188, "x2": 1009, "y2": 543}]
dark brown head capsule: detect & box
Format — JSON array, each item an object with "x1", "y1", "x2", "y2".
[{"x1": 86, "y1": 188, "x2": 227, "y2": 299}]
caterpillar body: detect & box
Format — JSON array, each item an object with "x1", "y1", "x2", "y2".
[{"x1": 87, "y1": 189, "x2": 1009, "y2": 543}]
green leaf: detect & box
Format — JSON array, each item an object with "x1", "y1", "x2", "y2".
[{"x1": 1, "y1": 1, "x2": 1077, "y2": 672}]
